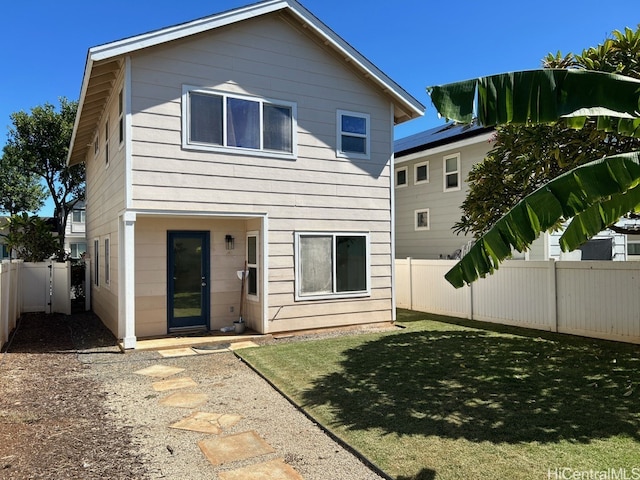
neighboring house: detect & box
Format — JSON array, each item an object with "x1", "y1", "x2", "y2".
[
  {"x1": 394, "y1": 123, "x2": 629, "y2": 261},
  {"x1": 66, "y1": 0, "x2": 424, "y2": 348},
  {"x1": 0, "y1": 208, "x2": 87, "y2": 260},
  {"x1": 63, "y1": 201, "x2": 87, "y2": 259},
  {"x1": 0, "y1": 217, "x2": 9, "y2": 259}
]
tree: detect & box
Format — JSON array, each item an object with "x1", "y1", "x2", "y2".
[
  {"x1": 2, "y1": 98, "x2": 84, "y2": 261},
  {"x1": 454, "y1": 27, "x2": 640, "y2": 238},
  {"x1": 0, "y1": 153, "x2": 47, "y2": 217},
  {"x1": 427, "y1": 69, "x2": 640, "y2": 287},
  {"x1": 4, "y1": 213, "x2": 58, "y2": 262}
]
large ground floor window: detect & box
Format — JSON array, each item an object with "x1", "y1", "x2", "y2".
[{"x1": 295, "y1": 232, "x2": 370, "y2": 300}]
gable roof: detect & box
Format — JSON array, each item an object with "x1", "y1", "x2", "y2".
[
  {"x1": 67, "y1": 0, "x2": 424, "y2": 166},
  {"x1": 394, "y1": 122, "x2": 494, "y2": 158}
]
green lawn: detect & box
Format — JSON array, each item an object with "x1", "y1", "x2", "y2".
[{"x1": 237, "y1": 309, "x2": 640, "y2": 480}]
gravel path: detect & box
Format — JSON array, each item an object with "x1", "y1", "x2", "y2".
[{"x1": 1, "y1": 313, "x2": 387, "y2": 479}]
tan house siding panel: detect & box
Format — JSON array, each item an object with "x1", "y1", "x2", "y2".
[
  {"x1": 395, "y1": 141, "x2": 490, "y2": 259},
  {"x1": 84, "y1": 66, "x2": 128, "y2": 337}
]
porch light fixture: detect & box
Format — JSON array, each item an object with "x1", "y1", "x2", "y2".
[{"x1": 225, "y1": 234, "x2": 235, "y2": 250}]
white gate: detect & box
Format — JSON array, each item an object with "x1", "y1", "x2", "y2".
[{"x1": 21, "y1": 261, "x2": 71, "y2": 315}]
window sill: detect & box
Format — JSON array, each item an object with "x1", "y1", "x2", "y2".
[
  {"x1": 295, "y1": 291, "x2": 370, "y2": 302},
  {"x1": 183, "y1": 143, "x2": 297, "y2": 161}
]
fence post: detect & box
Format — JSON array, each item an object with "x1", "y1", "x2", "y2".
[
  {"x1": 549, "y1": 260, "x2": 558, "y2": 332},
  {"x1": 406, "y1": 257, "x2": 413, "y2": 310}
]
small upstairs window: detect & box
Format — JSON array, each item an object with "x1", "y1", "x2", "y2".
[
  {"x1": 337, "y1": 110, "x2": 370, "y2": 159},
  {"x1": 444, "y1": 153, "x2": 460, "y2": 191},
  {"x1": 395, "y1": 166, "x2": 408, "y2": 188}
]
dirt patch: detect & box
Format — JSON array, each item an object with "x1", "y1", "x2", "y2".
[{"x1": 0, "y1": 313, "x2": 148, "y2": 479}]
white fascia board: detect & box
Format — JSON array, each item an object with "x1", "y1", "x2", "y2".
[
  {"x1": 89, "y1": 0, "x2": 288, "y2": 62},
  {"x1": 66, "y1": 53, "x2": 95, "y2": 166},
  {"x1": 87, "y1": 0, "x2": 423, "y2": 118},
  {"x1": 284, "y1": 1, "x2": 424, "y2": 118},
  {"x1": 395, "y1": 131, "x2": 495, "y2": 165}
]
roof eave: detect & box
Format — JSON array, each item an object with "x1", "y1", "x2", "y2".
[{"x1": 68, "y1": 0, "x2": 424, "y2": 165}]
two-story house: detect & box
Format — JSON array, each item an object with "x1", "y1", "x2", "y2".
[
  {"x1": 67, "y1": 0, "x2": 424, "y2": 348},
  {"x1": 394, "y1": 123, "x2": 628, "y2": 261},
  {"x1": 64, "y1": 201, "x2": 87, "y2": 259}
]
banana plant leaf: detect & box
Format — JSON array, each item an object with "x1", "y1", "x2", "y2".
[
  {"x1": 559, "y1": 184, "x2": 640, "y2": 252},
  {"x1": 428, "y1": 69, "x2": 640, "y2": 137},
  {"x1": 444, "y1": 151, "x2": 640, "y2": 288}
]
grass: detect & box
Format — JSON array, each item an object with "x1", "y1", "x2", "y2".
[{"x1": 236, "y1": 309, "x2": 640, "y2": 480}]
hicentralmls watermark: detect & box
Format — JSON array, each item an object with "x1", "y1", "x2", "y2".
[{"x1": 547, "y1": 468, "x2": 640, "y2": 480}]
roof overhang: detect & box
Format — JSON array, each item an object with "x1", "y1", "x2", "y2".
[
  {"x1": 395, "y1": 130, "x2": 495, "y2": 165},
  {"x1": 67, "y1": 0, "x2": 424, "y2": 166}
]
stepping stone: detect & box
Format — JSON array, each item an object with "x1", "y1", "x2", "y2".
[
  {"x1": 152, "y1": 377, "x2": 198, "y2": 392},
  {"x1": 169, "y1": 412, "x2": 242, "y2": 434},
  {"x1": 219, "y1": 458, "x2": 304, "y2": 480},
  {"x1": 158, "y1": 347, "x2": 198, "y2": 357},
  {"x1": 134, "y1": 364, "x2": 186, "y2": 378},
  {"x1": 228, "y1": 340, "x2": 260, "y2": 351},
  {"x1": 198, "y1": 430, "x2": 275, "y2": 466},
  {"x1": 159, "y1": 392, "x2": 208, "y2": 408}
]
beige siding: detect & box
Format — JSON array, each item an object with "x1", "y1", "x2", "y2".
[
  {"x1": 126, "y1": 13, "x2": 394, "y2": 333},
  {"x1": 134, "y1": 216, "x2": 259, "y2": 338},
  {"x1": 395, "y1": 141, "x2": 490, "y2": 259},
  {"x1": 85, "y1": 67, "x2": 127, "y2": 337}
]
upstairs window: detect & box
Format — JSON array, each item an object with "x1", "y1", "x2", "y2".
[
  {"x1": 415, "y1": 161, "x2": 429, "y2": 185},
  {"x1": 72, "y1": 210, "x2": 85, "y2": 224},
  {"x1": 183, "y1": 87, "x2": 296, "y2": 158},
  {"x1": 118, "y1": 89, "x2": 124, "y2": 145},
  {"x1": 444, "y1": 153, "x2": 460, "y2": 191},
  {"x1": 395, "y1": 166, "x2": 408, "y2": 188},
  {"x1": 104, "y1": 119, "x2": 110, "y2": 166},
  {"x1": 337, "y1": 110, "x2": 370, "y2": 159}
]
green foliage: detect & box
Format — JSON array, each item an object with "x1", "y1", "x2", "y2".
[
  {"x1": 453, "y1": 27, "x2": 640, "y2": 238},
  {"x1": 2, "y1": 98, "x2": 83, "y2": 261},
  {"x1": 0, "y1": 153, "x2": 47, "y2": 216},
  {"x1": 4, "y1": 213, "x2": 58, "y2": 262},
  {"x1": 427, "y1": 26, "x2": 640, "y2": 287},
  {"x1": 445, "y1": 152, "x2": 640, "y2": 288}
]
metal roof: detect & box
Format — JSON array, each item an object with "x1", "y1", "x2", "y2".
[{"x1": 394, "y1": 121, "x2": 493, "y2": 158}]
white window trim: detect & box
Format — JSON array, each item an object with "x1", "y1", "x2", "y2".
[
  {"x1": 72, "y1": 209, "x2": 86, "y2": 224},
  {"x1": 415, "y1": 208, "x2": 430, "y2": 231},
  {"x1": 395, "y1": 166, "x2": 408, "y2": 188},
  {"x1": 104, "y1": 117, "x2": 110, "y2": 169},
  {"x1": 181, "y1": 85, "x2": 298, "y2": 160},
  {"x1": 414, "y1": 161, "x2": 429, "y2": 185},
  {"x1": 93, "y1": 238, "x2": 100, "y2": 288},
  {"x1": 294, "y1": 231, "x2": 371, "y2": 301},
  {"x1": 104, "y1": 236, "x2": 111, "y2": 288},
  {"x1": 443, "y1": 153, "x2": 461, "y2": 192},
  {"x1": 246, "y1": 231, "x2": 259, "y2": 302},
  {"x1": 336, "y1": 109, "x2": 370, "y2": 160},
  {"x1": 118, "y1": 88, "x2": 125, "y2": 149}
]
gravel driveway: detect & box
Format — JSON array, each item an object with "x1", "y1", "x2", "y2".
[{"x1": 0, "y1": 313, "x2": 386, "y2": 479}]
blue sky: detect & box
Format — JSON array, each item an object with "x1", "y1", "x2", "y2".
[{"x1": 0, "y1": 0, "x2": 638, "y2": 215}]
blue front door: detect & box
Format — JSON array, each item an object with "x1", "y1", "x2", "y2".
[{"x1": 167, "y1": 231, "x2": 210, "y2": 331}]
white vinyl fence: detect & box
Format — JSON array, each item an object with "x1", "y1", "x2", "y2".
[
  {"x1": 0, "y1": 260, "x2": 87, "y2": 347},
  {"x1": 0, "y1": 261, "x2": 21, "y2": 347},
  {"x1": 396, "y1": 258, "x2": 640, "y2": 344}
]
